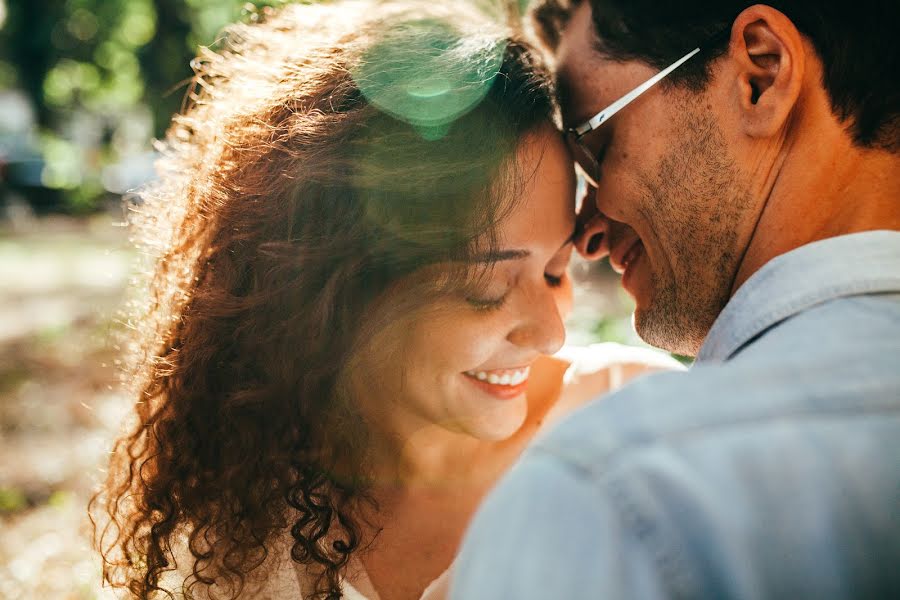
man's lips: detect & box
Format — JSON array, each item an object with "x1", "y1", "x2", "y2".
[{"x1": 609, "y1": 236, "x2": 644, "y2": 274}]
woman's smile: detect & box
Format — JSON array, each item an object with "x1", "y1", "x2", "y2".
[{"x1": 462, "y1": 366, "x2": 531, "y2": 399}]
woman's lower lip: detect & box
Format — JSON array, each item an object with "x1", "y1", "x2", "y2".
[
  {"x1": 621, "y1": 240, "x2": 645, "y2": 292},
  {"x1": 462, "y1": 373, "x2": 528, "y2": 400}
]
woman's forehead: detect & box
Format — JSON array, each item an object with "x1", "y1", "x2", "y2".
[{"x1": 494, "y1": 129, "x2": 576, "y2": 247}]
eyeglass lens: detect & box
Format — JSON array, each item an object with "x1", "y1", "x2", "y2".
[{"x1": 567, "y1": 131, "x2": 600, "y2": 187}]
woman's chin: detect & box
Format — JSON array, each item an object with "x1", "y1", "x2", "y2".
[{"x1": 455, "y1": 396, "x2": 529, "y2": 442}]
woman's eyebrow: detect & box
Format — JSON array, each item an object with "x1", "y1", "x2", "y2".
[
  {"x1": 472, "y1": 228, "x2": 577, "y2": 263},
  {"x1": 472, "y1": 249, "x2": 530, "y2": 263}
]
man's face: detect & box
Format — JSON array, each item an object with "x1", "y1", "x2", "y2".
[{"x1": 556, "y1": 3, "x2": 760, "y2": 356}]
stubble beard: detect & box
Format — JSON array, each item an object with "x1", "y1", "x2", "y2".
[{"x1": 633, "y1": 105, "x2": 753, "y2": 357}]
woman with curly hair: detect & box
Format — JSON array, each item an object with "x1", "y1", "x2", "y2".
[{"x1": 92, "y1": 1, "x2": 678, "y2": 598}]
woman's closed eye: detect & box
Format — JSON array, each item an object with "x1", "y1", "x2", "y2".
[
  {"x1": 467, "y1": 271, "x2": 565, "y2": 310},
  {"x1": 466, "y1": 292, "x2": 508, "y2": 311},
  {"x1": 466, "y1": 277, "x2": 509, "y2": 311}
]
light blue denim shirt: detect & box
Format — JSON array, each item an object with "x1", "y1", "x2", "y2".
[{"x1": 451, "y1": 231, "x2": 900, "y2": 600}]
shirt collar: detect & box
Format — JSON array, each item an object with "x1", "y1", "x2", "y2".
[{"x1": 697, "y1": 230, "x2": 900, "y2": 363}]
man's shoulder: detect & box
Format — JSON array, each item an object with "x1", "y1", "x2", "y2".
[
  {"x1": 500, "y1": 354, "x2": 900, "y2": 597},
  {"x1": 531, "y1": 339, "x2": 900, "y2": 477},
  {"x1": 527, "y1": 367, "x2": 745, "y2": 473}
]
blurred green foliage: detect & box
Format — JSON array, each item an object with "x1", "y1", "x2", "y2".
[
  {"x1": 0, "y1": 0, "x2": 292, "y2": 212},
  {"x1": 0, "y1": 486, "x2": 27, "y2": 512},
  {"x1": 0, "y1": 0, "x2": 535, "y2": 213}
]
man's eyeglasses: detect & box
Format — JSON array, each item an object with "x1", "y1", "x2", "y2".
[{"x1": 565, "y1": 29, "x2": 730, "y2": 188}]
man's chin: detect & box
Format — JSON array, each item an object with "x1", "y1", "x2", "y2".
[
  {"x1": 634, "y1": 296, "x2": 715, "y2": 357},
  {"x1": 631, "y1": 304, "x2": 660, "y2": 347}
]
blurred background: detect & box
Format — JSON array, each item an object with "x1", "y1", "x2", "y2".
[{"x1": 0, "y1": 1, "x2": 640, "y2": 598}]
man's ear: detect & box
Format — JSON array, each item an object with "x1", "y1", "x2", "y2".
[{"x1": 728, "y1": 5, "x2": 805, "y2": 138}]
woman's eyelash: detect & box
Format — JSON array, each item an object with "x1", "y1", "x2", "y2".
[
  {"x1": 468, "y1": 274, "x2": 563, "y2": 309},
  {"x1": 466, "y1": 294, "x2": 508, "y2": 311}
]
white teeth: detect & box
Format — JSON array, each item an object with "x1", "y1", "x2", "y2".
[{"x1": 465, "y1": 367, "x2": 530, "y2": 386}]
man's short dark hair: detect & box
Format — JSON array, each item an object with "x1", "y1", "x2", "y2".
[{"x1": 533, "y1": 0, "x2": 899, "y2": 151}]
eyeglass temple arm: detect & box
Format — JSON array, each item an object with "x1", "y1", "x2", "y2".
[{"x1": 574, "y1": 47, "x2": 702, "y2": 136}]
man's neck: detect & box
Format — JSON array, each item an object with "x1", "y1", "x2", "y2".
[{"x1": 733, "y1": 120, "x2": 900, "y2": 295}]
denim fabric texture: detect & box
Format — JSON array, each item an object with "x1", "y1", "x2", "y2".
[{"x1": 451, "y1": 231, "x2": 900, "y2": 600}]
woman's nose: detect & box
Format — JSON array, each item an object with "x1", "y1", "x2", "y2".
[
  {"x1": 574, "y1": 185, "x2": 611, "y2": 261},
  {"x1": 506, "y1": 288, "x2": 567, "y2": 356}
]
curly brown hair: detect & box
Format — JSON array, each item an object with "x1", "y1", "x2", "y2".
[{"x1": 91, "y1": 1, "x2": 558, "y2": 598}]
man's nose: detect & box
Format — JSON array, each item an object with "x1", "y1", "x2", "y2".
[{"x1": 574, "y1": 184, "x2": 610, "y2": 261}]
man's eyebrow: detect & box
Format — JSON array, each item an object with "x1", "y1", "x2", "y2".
[
  {"x1": 556, "y1": 76, "x2": 592, "y2": 128},
  {"x1": 556, "y1": 80, "x2": 583, "y2": 128},
  {"x1": 556, "y1": 78, "x2": 572, "y2": 120}
]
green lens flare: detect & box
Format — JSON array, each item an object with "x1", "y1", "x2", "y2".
[
  {"x1": 406, "y1": 77, "x2": 452, "y2": 99},
  {"x1": 353, "y1": 18, "x2": 506, "y2": 139}
]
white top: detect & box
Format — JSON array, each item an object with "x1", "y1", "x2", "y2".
[{"x1": 333, "y1": 557, "x2": 453, "y2": 600}]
